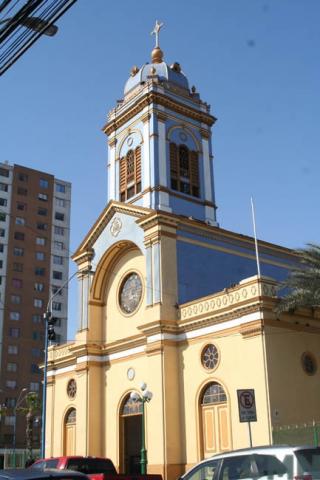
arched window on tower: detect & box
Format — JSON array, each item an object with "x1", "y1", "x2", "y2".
[
  {"x1": 170, "y1": 143, "x2": 200, "y2": 197},
  {"x1": 120, "y1": 146, "x2": 142, "y2": 201}
]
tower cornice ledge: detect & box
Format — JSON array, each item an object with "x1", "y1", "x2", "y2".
[{"x1": 102, "y1": 91, "x2": 216, "y2": 136}]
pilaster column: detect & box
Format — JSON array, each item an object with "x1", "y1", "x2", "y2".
[
  {"x1": 107, "y1": 136, "x2": 117, "y2": 201},
  {"x1": 201, "y1": 130, "x2": 217, "y2": 224},
  {"x1": 76, "y1": 251, "x2": 95, "y2": 331},
  {"x1": 144, "y1": 233, "x2": 162, "y2": 305},
  {"x1": 142, "y1": 110, "x2": 151, "y2": 208},
  {"x1": 157, "y1": 112, "x2": 171, "y2": 212}
]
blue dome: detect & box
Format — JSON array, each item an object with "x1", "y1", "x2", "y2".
[{"x1": 124, "y1": 61, "x2": 189, "y2": 95}]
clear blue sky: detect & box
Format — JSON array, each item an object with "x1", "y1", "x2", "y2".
[{"x1": 1, "y1": 0, "x2": 319, "y2": 338}]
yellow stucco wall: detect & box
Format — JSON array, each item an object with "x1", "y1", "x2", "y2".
[
  {"x1": 265, "y1": 322, "x2": 320, "y2": 426},
  {"x1": 46, "y1": 209, "x2": 320, "y2": 480}
]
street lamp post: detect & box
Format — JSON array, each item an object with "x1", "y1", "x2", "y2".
[
  {"x1": 41, "y1": 270, "x2": 78, "y2": 458},
  {"x1": 13, "y1": 387, "x2": 28, "y2": 468},
  {"x1": 130, "y1": 382, "x2": 153, "y2": 475}
]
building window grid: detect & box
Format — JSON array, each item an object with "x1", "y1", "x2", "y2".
[
  {"x1": 18, "y1": 173, "x2": 28, "y2": 182},
  {"x1": 8, "y1": 345, "x2": 18, "y2": 355},
  {"x1": 53, "y1": 270, "x2": 63, "y2": 280},
  {"x1": 53, "y1": 255, "x2": 63, "y2": 265},
  {"x1": 52, "y1": 301, "x2": 62, "y2": 311},
  {"x1": 30, "y1": 382, "x2": 40, "y2": 392},
  {"x1": 6, "y1": 380, "x2": 17, "y2": 389},
  {"x1": 13, "y1": 247, "x2": 24, "y2": 256},
  {"x1": 10, "y1": 294, "x2": 21, "y2": 304},
  {"x1": 5, "y1": 416, "x2": 15, "y2": 426},
  {"x1": 39, "y1": 178, "x2": 49, "y2": 189},
  {"x1": 34, "y1": 298, "x2": 43, "y2": 308},
  {"x1": 32, "y1": 314, "x2": 42, "y2": 324},
  {"x1": 34, "y1": 282, "x2": 44, "y2": 292},
  {"x1": 55, "y1": 197, "x2": 65, "y2": 207},
  {"x1": 35, "y1": 251, "x2": 45, "y2": 261},
  {"x1": 54, "y1": 241, "x2": 64, "y2": 250},
  {"x1": 37, "y1": 207, "x2": 47, "y2": 216},
  {"x1": 56, "y1": 183, "x2": 66, "y2": 193},
  {"x1": 9, "y1": 312, "x2": 20, "y2": 321},
  {"x1": 17, "y1": 202, "x2": 27, "y2": 211},
  {"x1": 13, "y1": 262, "x2": 23, "y2": 272},
  {"x1": 9, "y1": 327, "x2": 20, "y2": 337},
  {"x1": 0, "y1": 168, "x2": 9, "y2": 178},
  {"x1": 7, "y1": 362, "x2": 17, "y2": 372},
  {"x1": 12, "y1": 278, "x2": 23, "y2": 288},
  {"x1": 54, "y1": 226, "x2": 64, "y2": 236},
  {"x1": 36, "y1": 237, "x2": 46, "y2": 246},
  {"x1": 38, "y1": 193, "x2": 48, "y2": 201}
]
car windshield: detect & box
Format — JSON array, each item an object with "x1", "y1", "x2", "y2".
[
  {"x1": 66, "y1": 458, "x2": 116, "y2": 475},
  {"x1": 296, "y1": 448, "x2": 320, "y2": 474}
]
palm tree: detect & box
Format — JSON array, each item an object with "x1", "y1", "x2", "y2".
[
  {"x1": 276, "y1": 243, "x2": 320, "y2": 313},
  {"x1": 18, "y1": 392, "x2": 40, "y2": 462}
]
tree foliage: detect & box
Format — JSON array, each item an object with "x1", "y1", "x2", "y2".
[
  {"x1": 276, "y1": 243, "x2": 320, "y2": 313},
  {"x1": 18, "y1": 392, "x2": 40, "y2": 460}
]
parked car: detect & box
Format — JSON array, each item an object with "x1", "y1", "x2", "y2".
[
  {"x1": 30, "y1": 458, "x2": 116, "y2": 478},
  {"x1": 0, "y1": 469, "x2": 90, "y2": 480},
  {"x1": 30, "y1": 456, "x2": 162, "y2": 480},
  {"x1": 179, "y1": 445, "x2": 320, "y2": 480}
]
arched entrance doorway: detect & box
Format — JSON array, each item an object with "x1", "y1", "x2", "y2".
[
  {"x1": 200, "y1": 382, "x2": 231, "y2": 458},
  {"x1": 120, "y1": 394, "x2": 142, "y2": 474},
  {"x1": 64, "y1": 408, "x2": 76, "y2": 455}
]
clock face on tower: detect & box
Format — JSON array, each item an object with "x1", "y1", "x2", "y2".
[{"x1": 119, "y1": 272, "x2": 142, "y2": 314}]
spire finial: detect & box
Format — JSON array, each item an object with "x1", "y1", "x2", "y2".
[
  {"x1": 151, "y1": 20, "x2": 164, "y2": 48},
  {"x1": 150, "y1": 20, "x2": 164, "y2": 63}
]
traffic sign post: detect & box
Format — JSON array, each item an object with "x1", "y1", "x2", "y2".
[{"x1": 237, "y1": 389, "x2": 257, "y2": 447}]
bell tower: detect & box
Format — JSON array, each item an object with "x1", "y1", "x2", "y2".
[{"x1": 103, "y1": 21, "x2": 218, "y2": 225}]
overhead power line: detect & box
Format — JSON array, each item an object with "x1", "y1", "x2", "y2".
[{"x1": 0, "y1": 0, "x2": 78, "y2": 75}]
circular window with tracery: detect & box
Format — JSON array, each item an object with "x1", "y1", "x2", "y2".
[
  {"x1": 301, "y1": 352, "x2": 317, "y2": 376},
  {"x1": 67, "y1": 379, "x2": 77, "y2": 399},
  {"x1": 201, "y1": 344, "x2": 219, "y2": 370}
]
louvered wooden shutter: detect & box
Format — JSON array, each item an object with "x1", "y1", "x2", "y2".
[
  {"x1": 190, "y1": 151, "x2": 200, "y2": 197},
  {"x1": 170, "y1": 143, "x2": 178, "y2": 175},
  {"x1": 135, "y1": 146, "x2": 141, "y2": 187},
  {"x1": 120, "y1": 157, "x2": 126, "y2": 197}
]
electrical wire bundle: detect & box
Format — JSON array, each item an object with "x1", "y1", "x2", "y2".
[{"x1": 0, "y1": 0, "x2": 78, "y2": 75}]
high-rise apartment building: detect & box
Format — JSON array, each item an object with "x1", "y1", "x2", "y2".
[{"x1": 0, "y1": 162, "x2": 71, "y2": 457}]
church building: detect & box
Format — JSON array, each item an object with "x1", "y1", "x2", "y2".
[{"x1": 45, "y1": 23, "x2": 320, "y2": 480}]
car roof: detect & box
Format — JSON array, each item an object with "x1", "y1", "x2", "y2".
[
  {"x1": 34, "y1": 457, "x2": 109, "y2": 462},
  {"x1": 211, "y1": 445, "x2": 318, "y2": 458},
  {"x1": 185, "y1": 445, "x2": 319, "y2": 469},
  {"x1": 0, "y1": 469, "x2": 89, "y2": 480}
]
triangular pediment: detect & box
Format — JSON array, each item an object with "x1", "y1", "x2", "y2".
[{"x1": 72, "y1": 200, "x2": 153, "y2": 264}]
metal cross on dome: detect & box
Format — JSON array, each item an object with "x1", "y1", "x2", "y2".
[{"x1": 151, "y1": 20, "x2": 164, "y2": 48}]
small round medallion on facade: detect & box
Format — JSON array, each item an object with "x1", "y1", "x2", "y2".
[
  {"x1": 201, "y1": 344, "x2": 219, "y2": 370},
  {"x1": 301, "y1": 352, "x2": 317, "y2": 375},
  {"x1": 119, "y1": 272, "x2": 143, "y2": 315},
  {"x1": 67, "y1": 379, "x2": 77, "y2": 399}
]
